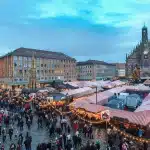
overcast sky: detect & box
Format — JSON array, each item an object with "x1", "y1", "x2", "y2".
[{"x1": 0, "y1": 0, "x2": 149, "y2": 62}]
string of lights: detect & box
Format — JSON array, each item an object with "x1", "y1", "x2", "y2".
[{"x1": 39, "y1": 102, "x2": 150, "y2": 143}]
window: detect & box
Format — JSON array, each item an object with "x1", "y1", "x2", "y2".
[
  {"x1": 52, "y1": 64, "x2": 55, "y2": 69},
  {"x1": 27, "y1": 61, "x2": 31, "y2": 67},
  {"x1": 28, "y1": 57, "x2": 31, "y2": 61},
  {"x1": 41, "y1": 64, "x2": 43, "y2": 67},
  {"x1": 48, "y1": 63, "x2": 51, "y2": 68},
  {"x1": 45, "y1": 64, "x2": 47, "y2": 67},
  {"x1": 19, "y1": 60, "x2": 22, "y2": 67},
  {"x1": 14, "y1": 56, "x2": 17, "y2": 61},
  {"x1": 24, "y1": 63, "x2": 28, "y2": 68},
  {"x1": 19, "y1": 56, "x2": 22, "y2": 61},
  {"x1": 24, "y1": 57, "x2": 28, "y2": 61},
  {"x1": 37, "y1": 58, "x2": 40, "y2": 61}
]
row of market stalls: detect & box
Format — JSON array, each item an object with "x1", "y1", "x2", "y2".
[
  {"x1": 28, "y1": 80, "x2": 126, "y2": 102},
  {"x1": 68, "y1": 84, "x2": 150, "y2": 143},
  {"x1": 65, "y1": 80, "x2": 126, "y2": 89},
  {"x1": 71, "y1": 85, "x2": 150, "y2": 127},
  {"x1": 61, "y1": 87, "x2": 103, "y2": 98},
  {"x1": 37, "y1": 81, "x2": 150, "y2": 142},
  {"x1": 61, "y1": 80, "x2": 126, "y2": 98}
]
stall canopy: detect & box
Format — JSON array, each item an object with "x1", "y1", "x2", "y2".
[
  {"x1": 86, "y1": 87, "x2": 126, "y2": 105},
  {"x1": 126, "y1": 85, "x2": 150, "y2": 91},
  {"x1": 71, "y1": 81, "x2": 110, "y2": 88},
  {"x1": 143, "y1": 79, "x2": 150, "y2": 85},
  {"x1": 72, "y1": 102, "x2": 150, "y2": 126},
  {"x1": 102, "y1": 80, "x2": 126, "y2": 89},
  {"x1": 111, "y1": 80, "x2": 126, "y2": 86},
  {"x1": 38, "y1": 89, "x2": 49, "y2": 93},
  {"x1": 72, "y1": 85, "x2": 150, "y2": 126},
  {"x1": 65, "y1": 83, "x2": 78, "y2": 89},
  {"x1": 45, "y1": 87, "x2": 56, "y2": 92},
  {"x1": 64, "y1": 82, "x2": 79, "y2": 88},
  {"x1": 87, "y1": 91, "x2": 112, "y2": 105},
  {"x1": 61, "y1": 87, "x2": 97, "y2": 98},
  {"x1": 135, "y1": 93, "x2": 150, "y2": 112}
]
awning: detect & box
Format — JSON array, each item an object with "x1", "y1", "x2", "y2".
[{"x1": 143, "y1": 79, "x2": 150, "y2": 85}]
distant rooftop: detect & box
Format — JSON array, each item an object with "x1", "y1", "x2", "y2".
[
  {"x1": 115, "y1": 63, "x2": 125, "y2": 69},
  {"x1": 0, "y1": 47, "x2": 76, "y2": 61},
  {"x1": 77, "y1": 60, "x2": 116, "y2": 66}
]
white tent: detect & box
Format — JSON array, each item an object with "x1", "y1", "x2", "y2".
[
  {"x1": 65, "y1": 82, "x2": 79, "y2": 88},
  {"x1": 111, "y1": 80, "x2": 126, "y2": 86},
  {"x1": 38, "y1": 89, "x2": 49, "y2": 93},
  {"x1": 72, "y1": 81, "x2": 110, "y2": 88},
  {"x1": 61, "y1": 87, "x2": 96, "y2": 98}
]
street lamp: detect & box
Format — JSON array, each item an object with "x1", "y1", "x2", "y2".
[{"x1": 95, "y1": 86, "x2": 98, "y2": 105}]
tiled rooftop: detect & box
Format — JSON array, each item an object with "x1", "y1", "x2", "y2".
[{"x1": 1, "y1": 47, "x2": 76, "y2": 61}]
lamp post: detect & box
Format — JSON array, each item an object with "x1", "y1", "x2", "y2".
[{"x1": 96, "y1": 86, "x2": 97, "y2": 105}]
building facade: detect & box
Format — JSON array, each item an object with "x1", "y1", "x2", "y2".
[
  {"x1": 77, "y1": 60, "x2": 116, "y2": 81},
  {"x1": 126, "y1": 25, "x2": 150, "y2": 79},
  {"x1": 0, "y1": 47, "x2": 76, "y2": 87},
  {"x1": 115, "y1": 63, "x2": 126, "y2": 77}
]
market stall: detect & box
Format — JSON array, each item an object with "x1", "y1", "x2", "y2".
[
  {"x1": 61, "y1": 87, "x2": 97, "y2": 98},
  {"x1": 143, "y1": 79, "x2": 150, "y2": 86}
]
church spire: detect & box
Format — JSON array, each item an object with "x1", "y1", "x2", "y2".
[{"x1": 142, "y1": 23, "x2": 148, "y2": 43}]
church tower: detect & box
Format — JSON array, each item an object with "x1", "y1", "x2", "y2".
[
  {"x1": 142, "y1": 24, "x2": 148, "y2": 43},
  {"x1": 141, "y1": 24, "x2": 150, "y2": 78}
]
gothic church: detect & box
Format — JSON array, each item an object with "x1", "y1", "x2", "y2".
[{"x1": 126, "y1": 25, "x2": 150, "y2": 79}]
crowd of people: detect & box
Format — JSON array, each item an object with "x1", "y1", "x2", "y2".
[
  {"x1": 0, "y1": 89, "x2": 104, "y2": 150},
  {"x1": 0, "y1": 88, "x2": 148, "y2": 150}
]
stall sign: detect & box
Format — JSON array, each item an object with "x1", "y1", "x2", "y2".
[{"x1": 101, "y1": 110, "x2": 110, "y2": 121}]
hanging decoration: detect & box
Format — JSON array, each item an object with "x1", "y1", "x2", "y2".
[{"x1": 38, "y1": 99, "x2": 150, "y2": 143}]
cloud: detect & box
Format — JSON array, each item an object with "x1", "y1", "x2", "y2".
[
  {"x1": 0, "y1": 0, "x2": 150, "y2": 63},
  {"x1": 32, "y1": 0, "x2": 150, "y2": 29}
]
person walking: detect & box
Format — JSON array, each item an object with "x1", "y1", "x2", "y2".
[{"x1": 8, "y1": 127, "x2": 13, "y2": 140}]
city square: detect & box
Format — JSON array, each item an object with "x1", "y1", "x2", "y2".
[{"x1": 0, "y1": 1, "x2": 150, "y2": 150}]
